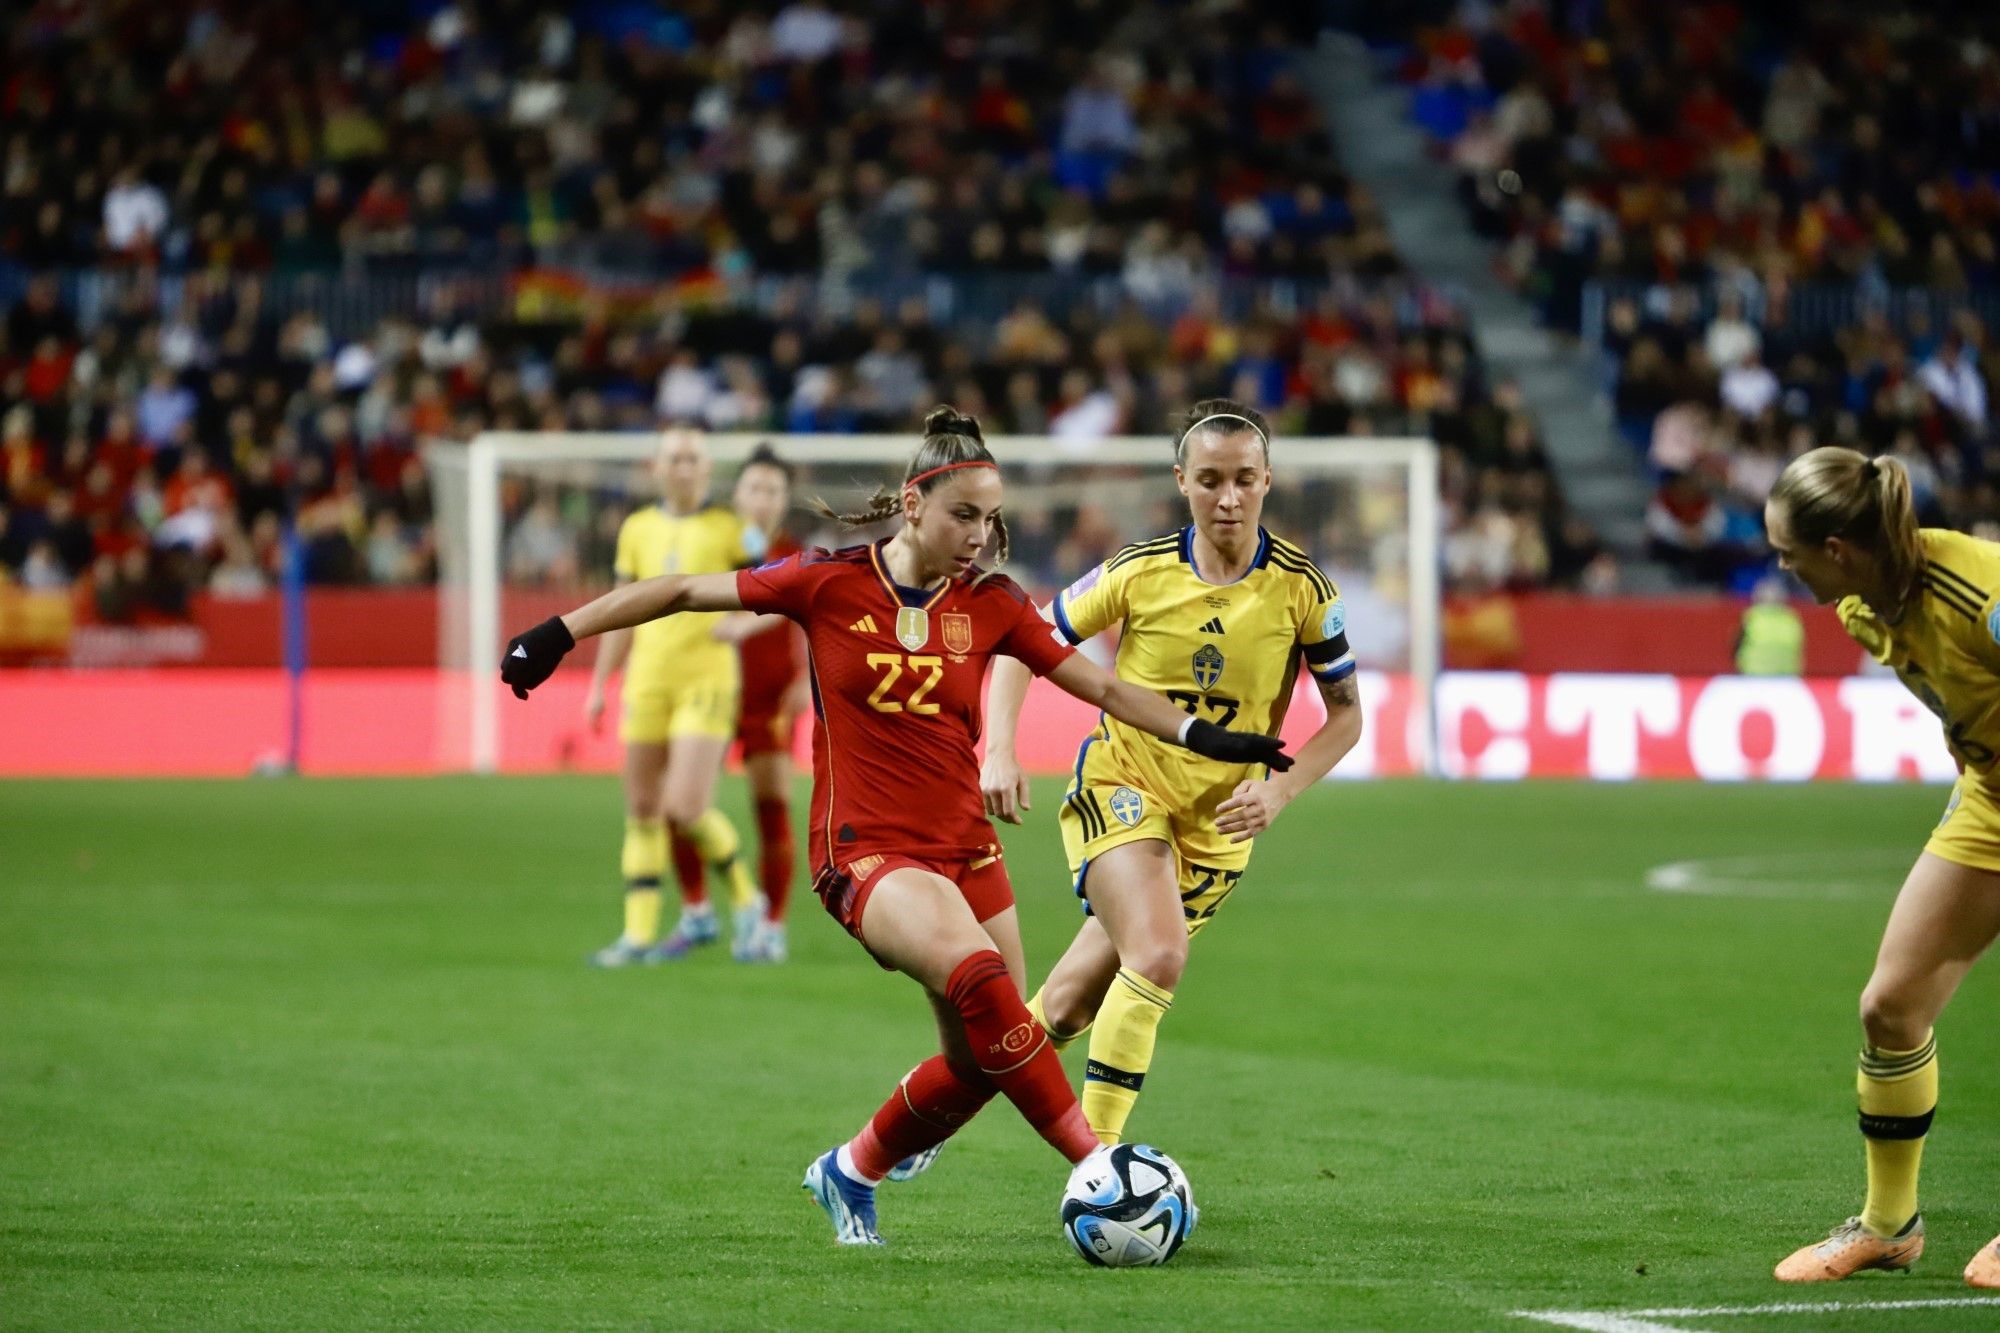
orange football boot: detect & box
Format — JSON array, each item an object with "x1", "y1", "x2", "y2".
[
  {"x1": 1775, "y1": 1216, "x2": 1923, "y2": 1282},
  {"x1": 1965, "y1": 1233, "x2": 2000, "y2": 1288}
]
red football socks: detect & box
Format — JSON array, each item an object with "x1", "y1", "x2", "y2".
[
  {"x1": 671, "y1": 834, "x2": 707, "y2": 907},
  {"x1": 754, "y1": 796, "x2": 793, "y2": 922},
  {"x1": 944, "y1": 950, "x2": 1098, "y2": 1163},
  {"x1": 846, "y1": 1054, "x2": 997, "y2": 1181}
]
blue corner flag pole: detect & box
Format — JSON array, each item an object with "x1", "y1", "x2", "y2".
[{"x1": 280, "y1": 522, "x2": 307, "y2": 774}]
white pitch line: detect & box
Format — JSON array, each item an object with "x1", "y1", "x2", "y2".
[
  {"x1": 1515, "y1": 1295, "x2": 2000, "y2": 1332},
  {"x1": 1627, "y1": 1297, "x2": 2000, "y2": 1317},
  {"x1": 1513, "y1": 1313, "x2": 1687, "y2": 1333},
  {"x1": 1641, "y1": 853, "x2": 1901, "y2": 900}
]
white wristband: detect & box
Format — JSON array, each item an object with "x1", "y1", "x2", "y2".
[{"x1": 1177, "y1": 716, "x2": 1195, "y2": 746}]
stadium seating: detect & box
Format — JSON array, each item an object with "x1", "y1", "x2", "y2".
[
  {"x1": 1396, "y1": 3, "x2": 2000, "y2": 588},
  {"x1": 0, "y1": 0, "x2": 1590, "y2": 614}
]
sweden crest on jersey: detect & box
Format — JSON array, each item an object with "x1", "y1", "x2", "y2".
[
  {"x1": 1110, "y1": 786, "x2": 1145, "y2": 827},
  {"x1": 1191, "y1": 643, "x2": 1224, "y2": 690}
]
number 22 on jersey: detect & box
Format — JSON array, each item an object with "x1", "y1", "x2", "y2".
[{"x1": 866, "y1": 653, "x2": 944, "y2": 714}]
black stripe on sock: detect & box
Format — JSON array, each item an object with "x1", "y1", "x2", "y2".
[
  {"x1": 1859, "y1": 1108, "x2": 1935, "y2": 1140},
  {"x1": 1860, "y1": 1038, "x2": 1937, "y2": 1078},
  {"x1": 626, "y1": 877, "x2": 661, "y2": 891},
  {"x1": 1864, "y1": 1062, "x2": 1936, "y2": 1084},
  {"x1": 1084, "y1": 1059, "x2": 1145, "y2": 1091},
  {"x1": 1114, "y1": 971, "x2": 1173, "y2": 1010}
]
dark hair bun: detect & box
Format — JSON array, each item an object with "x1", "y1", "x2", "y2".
[{"x1": 923, "y1": 405, "x2": 984, "y2": 442}]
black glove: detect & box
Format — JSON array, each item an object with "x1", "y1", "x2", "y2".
[
  {"x1": 502, "y1": 615, "x2": 575, "y2": 699},
  {"x1": 1184, "y1": 719, "x2": 1294, "y2": 772}
]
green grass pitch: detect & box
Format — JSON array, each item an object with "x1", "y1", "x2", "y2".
[{"x1": 4, "y1": 776, "x2": 1997, "y2": 1331}]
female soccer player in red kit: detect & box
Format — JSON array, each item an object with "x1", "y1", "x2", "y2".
[
  {"x1": 502, "y1": 407, "x2": 1290, "y2": 1245},
  {"x1": 726, "y1": 445, "x2": 808, "y2": 962}
]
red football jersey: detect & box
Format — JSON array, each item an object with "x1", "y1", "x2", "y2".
[
  {"x1": 737, "y1": 532, "x2": 805, "y2": 712},
  {"x1": 736, "y1": 540, "x2": 1075, "y2": 869}
]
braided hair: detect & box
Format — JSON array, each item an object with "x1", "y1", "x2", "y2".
[{"x1": 810, "y1": 405, "x2": 1009, "y2": 568}]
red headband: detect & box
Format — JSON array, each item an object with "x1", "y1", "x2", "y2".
[{"x1": 904, "y1": 460, "x2": 998, "y2": 492}]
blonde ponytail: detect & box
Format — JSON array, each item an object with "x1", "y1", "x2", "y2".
[
  {"x1": 1770, "y1": 446, "x2": 1925, "y2": 587},
  {"x1": 1869, "y1": 455, "x2": 1923, "y2": 587}
]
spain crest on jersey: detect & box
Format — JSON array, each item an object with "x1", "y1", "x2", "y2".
[
  {"x1": 942, "y1": 613, "x2": 973, "y2": 654},
  {"x1": 1192, "y1": 643, "x2": 1225, "y2": 690}
]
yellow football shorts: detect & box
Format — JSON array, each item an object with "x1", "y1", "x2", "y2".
[
  {"x1": 1926, "y1": 775, "x2": 2000, "y2": 873},
  {"x1": 620, "y1": 679, "x2": 739, "y2": 745},
  {"x1": 1057, "y1": 735, "x2": 1251, "y2": 937}
]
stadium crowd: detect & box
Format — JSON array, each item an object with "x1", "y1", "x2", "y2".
[
  {"x1": 3, "y1": 0, "x2": 1379, "y2": 281},
  {"x1": 0, "y1": 0, "x2": 1597, "y2": 621},
  {"x1": 1400, "y1": 1, "x2": 2000, "y2": 587}
]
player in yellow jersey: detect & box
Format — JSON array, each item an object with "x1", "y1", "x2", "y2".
[
  {"x1": 584, "y1": 427, "x2": 768, "y2": 967},
  {"x1": 1763, "y1": 448, "x2": 2000, "y2": 1288},
  {"x1": 975, "y1": 399, "x2": 1365, "y2": 1149}
]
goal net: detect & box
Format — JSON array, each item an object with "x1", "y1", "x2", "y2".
[{"x1": 427, "y1": 433, "x2": 1439, "y2": 776}]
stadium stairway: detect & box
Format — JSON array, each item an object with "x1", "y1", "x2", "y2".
[{"x1": 1303, "y1": 32, "x2": 1673, "y2": 590}]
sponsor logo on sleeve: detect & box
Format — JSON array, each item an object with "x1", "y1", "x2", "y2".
[
  {"x1": 1066, "y1": 564, "x2": 1105, "y2": 600},
  {"x1": 1322, "y1": 598, "x2": 1346, "y2": 640}
]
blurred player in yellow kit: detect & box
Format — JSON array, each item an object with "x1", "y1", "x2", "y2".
[
  {"x1": 976, "y1": 400, "x2": 1365, "y2": 1149},
  {"x1": 584, "y1": 427, "x2": 767, "y2": 966},
  {"x1": 1764, "y1": 448, "x2": 2000, "y2": 1288}
]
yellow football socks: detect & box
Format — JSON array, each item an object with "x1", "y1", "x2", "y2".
[
  {"x1": 685, "y1": 808, "x2": 759, "y2": 911},
  {"x1": 619, "y1": 818, "x2": 667, "y2": 945},
  {"x1": 1027, "y1": 988, "x2": 1089, "y2": 1053},
  {"x1": 1857, "y1": 1032, "x2": 1938, "y2": 1237},
  {"x1": 1081, "y1": 968, "x2": 1174, "y2": 1146}
]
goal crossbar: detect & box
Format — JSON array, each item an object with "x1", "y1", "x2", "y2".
[{"x1": 427, "y1": 432, "x2": 1441, "y2": 775}]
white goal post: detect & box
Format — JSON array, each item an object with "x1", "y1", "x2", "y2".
[{"x1": 427, "y1": 432, "x2": 1440, "y2": 776}]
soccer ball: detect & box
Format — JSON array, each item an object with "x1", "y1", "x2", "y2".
[{"x1": 1060, "y1": 1144, "x2": 1195, "y2": 1267}]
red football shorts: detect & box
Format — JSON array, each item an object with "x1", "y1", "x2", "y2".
[
  {"x1": 812, "y1": 846, "x2": 1015, "y2": 969},
  {"x1": 734, "y1": 707, "x2": 797, "y2": 761}
]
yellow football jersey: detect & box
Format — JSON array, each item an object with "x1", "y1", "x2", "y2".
[
  {"x1": 1838, "y1": 528, "x2": 2000, "y2": 783},
  {"x1": 613, "y1": 505, "x2": 762, "y2": 683},
  {"x1": 1052, "y1": 525, "x2": 1354, "y2": 792}
]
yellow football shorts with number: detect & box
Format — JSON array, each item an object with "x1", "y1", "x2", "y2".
[
  {"x1": 1926, "y1": 775, "x2": 2000, "y2": 873},
  {"x1": 1058, "y1": 732, "x2": 1251, "y2": 937},
  {"x1": 620, "y1": 678, "x2": 739, "y2": 744}
]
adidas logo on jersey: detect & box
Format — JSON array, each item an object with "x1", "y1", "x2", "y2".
[
  {"x1": 850, "y1": 615, "x2": 878, "y2": 634},
  {"x1": 1199, "y1": 617, "x2": 1225, "y2": 635}
]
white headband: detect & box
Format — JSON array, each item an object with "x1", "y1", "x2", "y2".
[{"x1": 1181, "y1": 413, "x2": 1269, "y2": 446}]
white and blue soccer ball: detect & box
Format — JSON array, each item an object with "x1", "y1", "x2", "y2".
[{"x1": 1060, "y1": 1144, "x2": 1195, "y2": 1267}]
